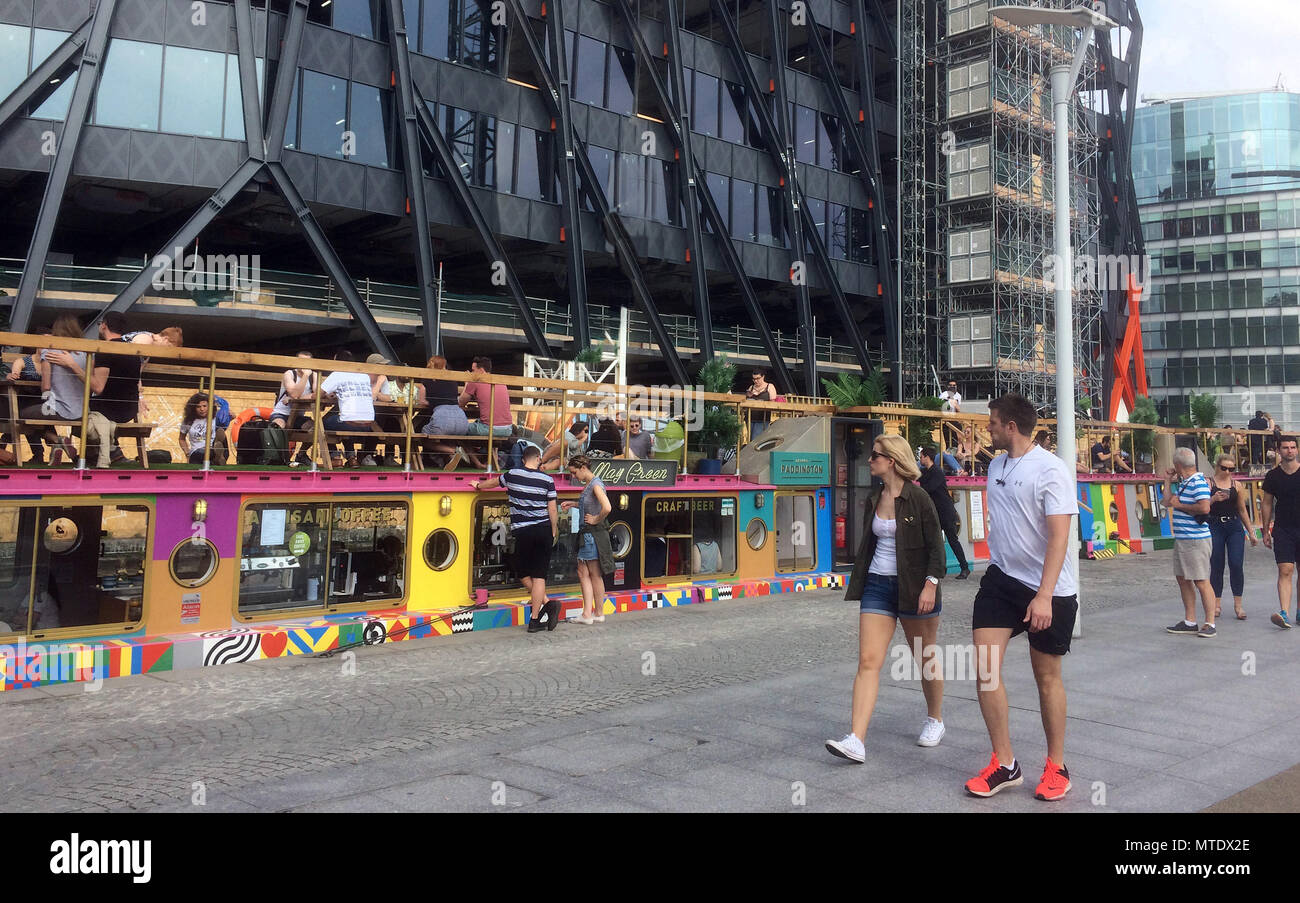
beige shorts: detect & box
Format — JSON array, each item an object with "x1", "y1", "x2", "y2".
[{"x1": 1173, "y1": 537, "x2": 1211, "y2": 582}]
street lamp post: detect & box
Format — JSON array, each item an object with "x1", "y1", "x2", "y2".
[{"x1": 989, "y1": 4, "x2": 1117, "y2": 637}]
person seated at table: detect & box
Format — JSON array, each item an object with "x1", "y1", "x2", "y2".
[
  {"x1": 540, "y1": 420, "x2": 589, "y2": 472},
  {"x1": 458, "y1": 356, "x2": 512, "y2": 468},
  {"x1": 587, "y1": 418, "x2": 624, "y2": 459},
  {"x1": 321, "y1": 351, "x2": 378, "y2": 467},
  {"x1": 19, "y1": 315, "x2": 87, "y2": 466},
  {"x1": 420, "y1": 355, "x2": 470, "y2": 467},
  {"x1": 271, "y1": 351, "x2": 316, "y2": 466},
  {"x1": 1090, "y1": 435, "x2": 1132, "y2": 473},
  {"x1": 375, "y1": 364, "x2": 420, "y2": 466},
  {"x1": 625, "y1": 415, "x2": 655, "y2": 459},
  {"x1": 178, "y1": 392, "x2": 228, "y2": 465}
]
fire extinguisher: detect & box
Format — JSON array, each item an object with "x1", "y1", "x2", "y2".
[{"x1": 835, "y1": 515, "x2": 846, "y2": 548}]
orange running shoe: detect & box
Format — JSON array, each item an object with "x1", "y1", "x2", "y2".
[
  {"x1": 964, "y1": 753, "x2": 1023, "y2": 797},
  {"x1": 1034, "y1": 757, "x2": 1072, "y2": 801}
]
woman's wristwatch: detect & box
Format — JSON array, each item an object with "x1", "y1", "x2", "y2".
[{"x1": 925, "y1": 576, "x2": 939, "y2": 586}]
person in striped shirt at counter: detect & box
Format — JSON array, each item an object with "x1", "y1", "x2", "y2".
[{"x1": 1162, "y1": 447, "x2": 1217, "y2": 638}]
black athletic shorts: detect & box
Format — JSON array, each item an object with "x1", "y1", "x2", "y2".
[
  {"x1": 1273, "y1": 524, "x2": 1300, "y2": 565},
  {"x1": 511, "y1": 522, "x2": 555, "y2": 580},
  {"x1": 972, "y1": 564, "x2": 1077, "y2": 656}
]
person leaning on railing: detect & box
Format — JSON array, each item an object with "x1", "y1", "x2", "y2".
[{"x1": 19, "y1": 314, "x2": 86, "y2": 466}]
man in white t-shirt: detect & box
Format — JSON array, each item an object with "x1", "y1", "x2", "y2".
[
  {"x1": 964, "y1": 393, "x2": 1078, "y2": 803},
  {"x1": 320, "y1": 350, "x2": 378, "y2": 466},
  {"x1": 939, "y1": 380, "x2": 962, "y2": 413}
]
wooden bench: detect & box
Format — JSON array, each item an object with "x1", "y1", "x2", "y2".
[{"x1": 18, "y1": 419, "x2": 157, "y2": 467}]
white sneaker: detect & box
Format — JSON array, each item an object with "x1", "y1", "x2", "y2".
[
  {"x1": 568, "y1": 614, "x2": 595, "y2": 625},
  {"x1": 917, "y1": 717, "x2": 945, "y2": 747},
  {"x1": 825, "y1": 733, "x2": 866, "y2": 763},
  {"x1": 593, "y1": 615, "x2": 605, "y2": 623}
]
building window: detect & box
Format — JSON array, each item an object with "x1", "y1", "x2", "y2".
[
  {"x1": 948, "y1": 225, "x2": 991, "y2": 283},
  {"x1": 162, "y1": 46, "x2": 225, "y2": 137},
  {"x1": 32, "y1": 29, "x2": 76, "y2": 120},
  {"x1": 0, "y1": 24, "x2": 28, "y2": 99},
  {"x1": 238, "y1": 501, "x2": 407, "y2": 617},
  {"x1": 794, "y1": 104, "x2": 817, "y2": 164},
  {"x1": 731, "y1": 179, "x2": 756, "y2": 241},
  {"x1": 756, "y1": 185, "x2": 780, "y2": 246},
  {"x1": 948, "y1": 140, "x2": 991, "y2": 200},
  {"x1": 949, "y1": 313, "x2": 993, "y2": 369},
  {"x1": 298, "y1": 69, "x2": 348, "y2": 158},
  {"x1": 452, "y1": 0, "x2": 500, "y2": 73},
  {"x1": 849, "y1": 208, "x2": 871, "y2": 263},
  {"x1": 642, "y1": 495, "x2": 737, "y2": 580},
  {"x1": 607, "y1": 45, "x2": 636, "y2": 116},
  {"x1": 692, "y1": 71, "x2": 720, "y2": 138},
  {"x1": 947, "y1": 58, "x2": 990, "y2": 120},
  {"x1": 828, "y1": 201, "x2": 849, "y2": 258},
  {"x1": 94, "y1": 39, "x2": 163, "y2": 131},
  {"x1": 347, "y1": 83, "x2": 393, "y2": 168},
  {"x1": 421, "y1": 0, "x2": 452, "y2": 59},
  {"x1": 496, "y1": 120, "x2": 516, "y2": 193},
  {"x1": 704, "y1": 171, "x2": 730, "y2": 233},
  {"x1": 586, "y1": 144, "x2": 615, "y2": 210},
  {"x1": 720, "y1": 81, "x2": 746, "y2": 143},
  {"x1": 948, "y1": 0, "x2": 988, "y2": 36},
  {"x1": 515, "y1": 125, "x2": 552, "y2": 201},
  {"x1": 0, "y1": 503, "x2": 149, "y2": 638},
  {"x1": 574, "y1": 34, "x2": 605, "y2": 106}
]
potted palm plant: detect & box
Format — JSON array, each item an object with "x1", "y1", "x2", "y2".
[{"x1": 693, "y1": 356, "x2": 741, "y2": 474}]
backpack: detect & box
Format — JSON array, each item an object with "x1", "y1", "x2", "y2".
[
  {"x1": 237, "y1": 418, "x2": 289, "y2": 465},
  {"x1": 501, "y1": 438, "x2": 541, "y2": 472},
  {"x1": 213, "y1": 396, "x2": 232, "y2": 429}
]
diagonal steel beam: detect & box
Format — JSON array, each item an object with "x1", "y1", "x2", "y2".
[
  {"x1": 765, "y1": 0, "x2": 817, "y2": 393},
  {"x1": 502, "y1": 0, "x2": 690, "y2": 385},
  {"x1": 265, "y1": 0, "x2": 309, "y2": 161},
  {"x1": 609, "y1": 0, "x2": 795, "y2": 394},
  {"x1": 83, "y1": 157, "x2": 265, "y2": 335},
  {"x1": 232, "y1": 0, "x2": 264, "y2": 159},
  {"x1": 709, "y1": 0, "x2": 872, "y2": 383},
  {"x1": 266, "y1": 161, "x2": 399, "y2": 361},
  {"x1": 0, "y1": 17, "x2": 91, "y2": 135},
  {"x1": 383, "y1": 0, "x2": 440, "y2": 358},
  {"x1": 412, "y1": 91, "x2": 553, "y2": 357},
  {"x1": 660, "y1": 0, "x2": 712, "y2": 362},
  {"x1": 541, "y1": 0, "x2": 590, "y2": 350},
  {"x1": 10, "y1": 0, "x2": 119, "y2": 334}
]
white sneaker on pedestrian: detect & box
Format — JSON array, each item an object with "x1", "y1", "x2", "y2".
[
  {"x1": 917, "y1": 717, "x2": 946, "y2": 747},
  {"x1": 825, "y1": 733, "x2": 866, "y2": 763},
  {"x1": 568, "y1": 614, "x2": 595, "y2": 625}
]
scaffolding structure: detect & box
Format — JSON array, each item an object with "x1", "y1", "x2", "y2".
[
  {"x1": 903, "y1": 0, "x2": 1106, "y2": 408},
  {"x1": 900, "y1": 0, "x2": 941, "y2": 400}
]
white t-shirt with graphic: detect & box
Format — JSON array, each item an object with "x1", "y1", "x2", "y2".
[
  {"x1": 940, "y1": 389, "x2": 962, "y2": 412},
  {"x1": 321, "y1": 371, "x2": 375, "y2": 422},
  {"x1": 986, "y1": 444, "x2": 1078, "y2": 597}
]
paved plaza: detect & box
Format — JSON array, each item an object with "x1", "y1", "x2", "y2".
[{"x1": 2, "y1": 545, "x2": 1298, "y2": 813}]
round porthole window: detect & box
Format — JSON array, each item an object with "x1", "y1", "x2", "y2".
[
  {"x1": 170, "y1": 538, "x2": 219, "y2": 588},
  {"x1": 746, "y1": 517, "x2": 768, "y2": 550},
  {"x1": 609, "y1": 521, "x2": 632, "y2": 559},
  {"x1": 42, "y1": 517, "x2": 80, "y2": 553},
  {"x1": 423, "y1": 529, "x2": 459, "y2": 571}
]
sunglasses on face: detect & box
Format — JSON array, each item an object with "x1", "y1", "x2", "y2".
[
  {"x1": 868, "y1": 451, "x2": 889, "y2": 462},
  {"x1": 1221, "y1": 465, "x2": 1236, "y2": 471}
]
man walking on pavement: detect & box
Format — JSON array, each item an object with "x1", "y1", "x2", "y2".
[
  {"x1": 1161, "y1": 447, "x2": 1216, "y2": 638},
  {"x1": 1262, "y1": 435, "x2": 1300, "y2": 629},
  {"x1": 919, "y1": 446, "x2": 971, "y2": 579}
]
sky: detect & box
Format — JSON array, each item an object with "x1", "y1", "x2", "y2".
[{"x1": 1133, "y1": 1, "x2": 1299, "y2": 102}]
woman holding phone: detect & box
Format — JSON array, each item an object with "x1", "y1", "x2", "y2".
[
  {"x1": 1208, "y1": 453, "x2": 1256, "y2": 621},
  {"x1": 826, "y1": 434, "x2": 948, "y2": 763}
]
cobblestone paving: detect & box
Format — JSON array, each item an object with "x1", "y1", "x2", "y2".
[{"x1": 2, "y1": 547, "x2": 1294, "y2": 812}]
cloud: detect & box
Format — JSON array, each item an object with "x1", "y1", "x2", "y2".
[{"x1": 1136, "y1": 1, "x2": 1298, "y2": 100}]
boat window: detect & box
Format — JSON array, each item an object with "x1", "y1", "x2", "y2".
[
  {"x1": 642, "y1": 495, "x2": 736, "y2": 580},
  {"x1": 471, "y1": 499, "x2": 579, "y2": 592},
  {"x1": 775, "y1": 493, "x2": 817, "y2": 572}
]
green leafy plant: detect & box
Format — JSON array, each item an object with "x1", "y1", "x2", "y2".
[
  {"x1": 1128, "y1": 395, "x2": 1159, "y2": 457},
  {"x1": 1189, "y1": 392, "x2": 1220, "y2": 430},
  {"x1": 694, "y1": 355, "x2": 741, "y2": 458},
  {"x1": 571, "y1": 345, "x2": 604, "y2": 367},
  {"x1": 821, "y1": 368, "x2": 887, "y2": 409},
  {"x1": 906, "y1": 395, "x2": 945, "y2": 447}
]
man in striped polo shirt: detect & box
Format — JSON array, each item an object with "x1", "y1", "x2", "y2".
[
  {"x1": 471, "y1": 444, "x2": 560, "y2": 632},
  {"x1": 1161, "y1": 446, "x2": 1216, "y2": 637}
]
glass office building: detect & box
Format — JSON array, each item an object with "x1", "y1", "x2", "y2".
[
  {"x1": 1134, "y1": 91, "x2": 1300, "y2": 424},
  {"x1": 0, "y1": 0, "x2": 899, "y2": 392}
]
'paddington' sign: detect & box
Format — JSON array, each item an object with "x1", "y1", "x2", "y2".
[{"x1": 771, "y1": 452, "x2": 829, "y2": 485}]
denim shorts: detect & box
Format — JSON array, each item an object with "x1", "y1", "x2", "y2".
[
  {"x1": 577, "y1": 531, "x2": 599, "y2": 561},
  {"x1": 859, "y1": 573, "x2": 940, "y2": 620}
]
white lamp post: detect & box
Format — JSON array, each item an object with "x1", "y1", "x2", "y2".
[{"x1": 989, "y1": 4, "x2": 1117, "y2": 637}]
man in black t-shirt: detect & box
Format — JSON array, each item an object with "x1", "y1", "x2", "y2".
[
  {"x1": 1262, "y1": 435, "x2": 1300, "y2": 629},
  {"x1": 1248, "y1": 411, "x2": 1270, "y2": 466},
  {"x1": 1089, "y1": 436, "x2": 1131, "y2": 473},
  {"x1": 87, "y1": 314, "x2": 144, "y2": 467}
]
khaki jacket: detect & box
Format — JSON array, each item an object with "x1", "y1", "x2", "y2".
[{"x1": 843, "y1": 481, "x2": 946, "y2": 614}]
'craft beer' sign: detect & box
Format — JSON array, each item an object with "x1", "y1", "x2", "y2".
[{"x1": 589, "y1": 459, "x2": 678, "y2": 487}]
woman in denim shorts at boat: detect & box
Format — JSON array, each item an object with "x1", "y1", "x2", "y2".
[
  {"x1": 561, "y1": 455, "x2": 613, "y2": 625},
  {"x1": 826, "y1": 433, "x2": 949, "y2": 763}
]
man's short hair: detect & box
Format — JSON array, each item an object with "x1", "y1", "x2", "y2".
[
  {"x1": 334, "y1": 349, "x2": 354, "y2": 362},
  {"x1": 920, "y1": 446, "x2": 937, "y2": 461},
  {"x1": 1101, "y1": 436, "x2": 1111, "y2": 447},
  {"x1": 988, "y1": 393, "x2": 1038, "y2": 437},
  {"x1": 1281, "y1": 435, "x2": 1299, "y2": 447},
  {"x1": 752, "y1": 369, "x2": 767, "y2": 378},
  {"x1": 102, "y1": 312, "x2": 128, "y2": 335},
  {"x1": 570, "y1": 421, "x2": 589, "y2": 436},
  {"x1": 1173, "y1": 446, "x2": 1197, "y2": 468},
  {"x1": 521, "y1": 443, "x2": 541, "y2": 462},
  {"x1": 472, "y1": 356, "x2": 493, "y2": 373},
  {"x1": 1256, "y1": 410, "x2": 1265, "y2": 418}
]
